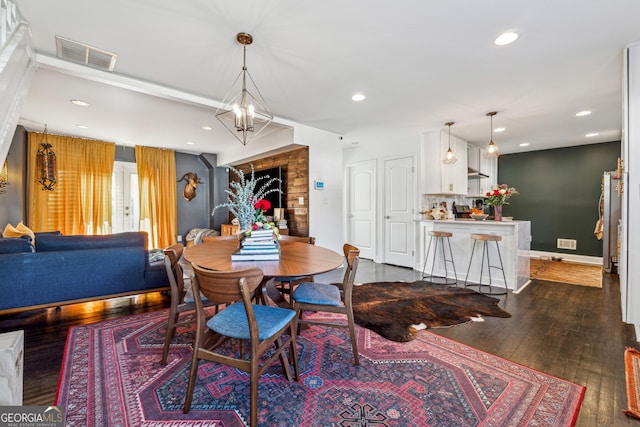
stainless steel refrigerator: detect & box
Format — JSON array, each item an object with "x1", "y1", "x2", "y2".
[{"x1": 600, "y1": 172, "x2": 621, "y2": 273}]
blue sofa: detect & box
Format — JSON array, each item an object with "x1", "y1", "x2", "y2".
[{"x1": 0, "y1": 232, "x2": 169, "y2": 314}]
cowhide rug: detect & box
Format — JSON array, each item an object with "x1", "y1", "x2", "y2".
[{"x1": 351, "y1": 281, "x2": 511, "y2": 342}]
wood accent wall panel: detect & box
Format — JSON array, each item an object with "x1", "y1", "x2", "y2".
[{"x1": 235, "y1": 147, "x2": 309, "y2": 236}]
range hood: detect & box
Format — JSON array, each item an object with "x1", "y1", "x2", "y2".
[{"x1": 467, "y1": 167, "x2": 489, "y2": 179}]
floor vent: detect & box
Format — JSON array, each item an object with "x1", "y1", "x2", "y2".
[
  {"x1": 557, "y1": 238, "x2": 577, "y2": 250},
  {"x1": 55, "y1": 36, "x2": 117, "y2": 71}
]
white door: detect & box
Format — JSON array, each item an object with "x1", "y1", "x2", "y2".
[
  {"x1": 112, "y1": 161, "x2": 140, "y2": 233},
  {"x1": 384, "y1": 156, "x2": 415, "y2": 267},
  {"x1": 347, "y1": 160, "x2": 375, "y2": 260}
]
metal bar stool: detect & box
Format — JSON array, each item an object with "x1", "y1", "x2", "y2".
[
  {"x1": 464, "y1": 233, "x2": 508, "y2": 295},
  {"x1": 422, "y1": 231, "x2": 458, "y2": 285}
]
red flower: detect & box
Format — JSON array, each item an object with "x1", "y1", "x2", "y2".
[{"x1": 254, "y1": 199, "x2": 271, "y2": 211}]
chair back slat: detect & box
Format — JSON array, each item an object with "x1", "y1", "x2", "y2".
[
  {"x1": 279, "y1": 235, "x2": 316, "y2": 245},
  {"x1": 202, "y1": 235, "x2": 241, "y2": 244},
  {"x1": 191, "y1": 264, "x2": 263, "y2": 305},
  {"x1": 341, "y1": 244, "x2": 360, "y2": 301},
  {"x1": 164, "y1": 243, "x2": 185, "y2": 298}
]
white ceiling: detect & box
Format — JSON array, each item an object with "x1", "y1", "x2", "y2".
[{"x1": 14, "y1": 0, "x2": 640, "y2": 158}]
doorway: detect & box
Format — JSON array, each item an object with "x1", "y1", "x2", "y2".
[
  {"x1": 346, "y1": 160, "x2": 375, "y2": 260},
  {"x1": 111, "y1": 161, "x2": 139, "y2": 233},
  {"x1": 383, "y1": 155, "x2": 415, "y2": 267}
]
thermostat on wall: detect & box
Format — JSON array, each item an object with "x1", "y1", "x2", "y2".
[{"x1": 314, "y1": 180, "x2": 324, "y2": 190}]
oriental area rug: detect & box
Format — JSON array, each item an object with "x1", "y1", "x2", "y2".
[
  {"x1": 351, "y1": 281, "x2": 511, "y2": 342},
  {"x1": 56, "y1": 309, "x2": 585, "y2": 426},
  {"x1": 530, "y1": 258, "x2": 602, "y2": 288}
]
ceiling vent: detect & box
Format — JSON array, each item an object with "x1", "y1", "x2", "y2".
[{"x1": 55, "y1": 36, "x2": 117, "y2": 71}]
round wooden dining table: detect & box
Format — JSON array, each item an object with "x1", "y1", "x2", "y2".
[{"x1": 183, "y1": 239, "x2": 344, "y2": 306}]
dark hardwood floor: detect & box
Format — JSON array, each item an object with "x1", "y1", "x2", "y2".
[{"x1": 1, "y1": 260, "x2": 637, "y2": 426}]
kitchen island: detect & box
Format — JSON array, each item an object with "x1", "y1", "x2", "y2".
[{"x1": 417, "y1": 219, "x2": 531, "y2": 293}]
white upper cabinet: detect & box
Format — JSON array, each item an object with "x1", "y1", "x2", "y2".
[
  {"x1": 421, "y1": 130, "x2": 468, "y2": 195},
  {"x1": 467, "y1": 145, "x2": 497, "y2": 197}
]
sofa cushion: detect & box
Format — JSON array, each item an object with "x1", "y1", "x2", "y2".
[
  {"x1": 0, "y1": 236, "x2": 34, "y2": 254},
  {"x1": 35, "y1": 232, "x2": 147, "y2": 252}
]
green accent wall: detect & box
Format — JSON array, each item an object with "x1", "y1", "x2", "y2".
[{"x1": 498, "y1": 141, "x2": 620, "y2": 257}]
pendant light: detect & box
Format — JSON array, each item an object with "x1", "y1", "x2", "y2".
[
  {"x1": 35, "y1": 125, "x2": 56, "y2": 191},
  {"x1": 215, "y1": 32, "x2": 273, "y2": 146},
  {"x1": 0, "y1": 157, "x2": 8, "y2": 194},
  {"x1": 442, "y1": 121, "x2": 457, "y2": 165},
  {"x1": 485, "y1": 111, "x2": 500, "y2": 158}
]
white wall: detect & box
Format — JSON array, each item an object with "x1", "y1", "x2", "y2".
[
  {"x1": 622, "y1": 42, "x2": 640, "y2": 336},
  {"x1": 296, "y1": 125, "x2": 344, "y2": 253},
  {"x1": 343, "y1": 131, "x2": 422, "y2": 262}
]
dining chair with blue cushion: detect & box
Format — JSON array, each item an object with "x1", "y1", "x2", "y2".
[
  {"x1": 292, "y1": 243, "x2": 360, "y2": 365},
  {"x1": 183, "y1": 265, "x2": 299, "y2": 427},
  {"x1": 274, "y1": 235, "x2": 316, "y2": 296},
  {"x1": 160, "y1": 243, "x2": 220, "y2": 365}
]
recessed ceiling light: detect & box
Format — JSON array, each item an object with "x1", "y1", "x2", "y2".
[
  {"x1": 70, "y1": 99, "x2": 90, "y2": 106},
  {"x1": 586, "y1": 132, "x2": 599, "y2": 138},
  {"x1": 519, "y1": 142, "x2": 530, "y2": 147},
  {"x1": 576, "y1": 110, "x2": 592, "y2": 117},
  {"x1": 186, "y1": 141, "x2": 195, "y2": 145},
  {"x1": 494, "y1": 32, "x2": 519, "y2": 46},
  {"x1": 494, "y1": 127, "x2": 506, "y2": 133},
  {"x1": 352, "y1": 93, "x2": 366, "y2": 102},
  {"x1": 76, "y1": 125, "x2": 88, "y2": 129},
  {"x1": 202, "y1": 125, "x2": 213, "y2": 130}
]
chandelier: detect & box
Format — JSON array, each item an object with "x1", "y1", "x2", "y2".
[
  {"x1": 215, "y1": 32, "x2": 273, "y2": 146},
  {"x1": 442, "y1": 121, "x2": 457, "y2": 165},
  {"x1": 35, "y1": 125, "x2": 57, "y2": 190},
  {"x1": 485, "y1": 112, "x2": 500, "y2": 158}
]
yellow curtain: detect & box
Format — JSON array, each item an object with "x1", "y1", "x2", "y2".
[
  {"x1": 28, "y1": 132, "x2": 115, "y2": 235},
  {"x1": 135, "y1": 145, "x2": 177, "y2": 249}
]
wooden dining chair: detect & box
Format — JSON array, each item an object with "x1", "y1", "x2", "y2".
[
  {"x1": 183, "y1": 264, "x2": 300, "y2": 427},
  {"x1": 160, "y1": 243, "x2": 220, "y2": 365},
  {"x1": 201, "y1": 234, "x2": 241, "y2": 244},
  {"x1": 292, "y1": 243, "x2": 360, "y2": 365},
  {"x1": 274, "y1": 235, "x2": 316, "y2": 295}
]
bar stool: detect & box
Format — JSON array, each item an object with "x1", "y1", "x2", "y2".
[
  {"x1": 422, "y1": 231, "x2": 457, "y2": 285},
  {"x1": 464, "y1": 233, "x2": 507, "y2": 295}
]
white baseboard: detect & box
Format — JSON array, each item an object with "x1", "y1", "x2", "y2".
[{"x1": 529, "y1": 250, "x2": 602, "y2": 266}]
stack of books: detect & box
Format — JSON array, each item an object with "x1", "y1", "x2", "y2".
[{"x1": 231, "y1": 228, "x2": 280, "y2": 261}]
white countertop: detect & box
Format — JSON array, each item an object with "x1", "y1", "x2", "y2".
[{"x1": 419, "y1": 219, "x2": 530, "y2": 225}]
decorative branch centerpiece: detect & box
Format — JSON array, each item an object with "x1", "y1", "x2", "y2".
[
  {"x1": 484, "y1": 184, "x2": 518, "y2": 221},
  {"x1": 212, "y1": 164, "x2": 283, "y2": 236}
]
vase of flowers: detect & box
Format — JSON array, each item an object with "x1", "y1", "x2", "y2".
[
  {"x1": 485, "y1": 184, "x2": 518, "y2": 221},
  {"x1": 212, "y1": 165, "x2": 282, "y2": 232}
]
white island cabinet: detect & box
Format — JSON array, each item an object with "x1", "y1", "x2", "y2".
[{"x1": 417, "y1": 219, "x2": 531, "y2": 293}]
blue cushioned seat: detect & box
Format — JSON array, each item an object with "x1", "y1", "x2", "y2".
[
  {"x1": 292, "y1": 243, "x2": 361, "y2": 365},
  {"x1": 207, "y1": 303, "x2": 296, "y2": 340},
  {"x1": 184, "y1": 265, "x2": 300, "y2": 427},
  {"x1": 292, "y1": 282, "x2": 341, "y2": 307}
]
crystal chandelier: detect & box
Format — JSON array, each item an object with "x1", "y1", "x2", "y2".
[{"x1": 215, "y1": 33, "x2": 273, "y2": 146}]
